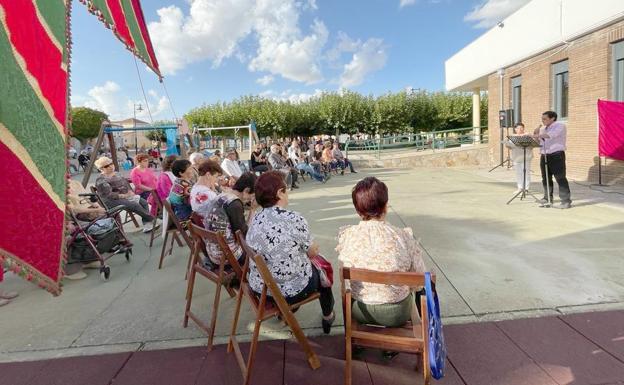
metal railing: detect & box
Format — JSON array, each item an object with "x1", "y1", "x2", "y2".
[{"x1": 344, "y1": 126, "x2": 488, "y2": 158}]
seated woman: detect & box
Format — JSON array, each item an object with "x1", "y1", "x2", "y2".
[
  {"x1": 130, "y1": 154, "x2": 158, "y2": 215},
  {"x1": 250, "y1": 144, "x2": 270, "y2": 174},
  {"x1": 337, "y1": 177, "x2": 426, "y2": 328},
  {"x1": 94, "y1": 156, "x2": 157, "y2": 233},
  {"x1": 246, "y1": 171, "x2": 335, "y2": 333},
  {"x1": 190, "y1": 159, "x2": 223, "y2": 220},
  {"x1": 168, "y1": 159, "x2": 195, "y2": 221},
  {"x1": 203, "y1": 172, "x2": 257, "y2": 268},
  {"x1": 156, "y1": 154, "x2": 178, "y2": 202}
]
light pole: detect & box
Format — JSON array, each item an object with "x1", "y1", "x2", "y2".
[{"x1": 133, "y1": 103, "x2": 143, "y2": 155}]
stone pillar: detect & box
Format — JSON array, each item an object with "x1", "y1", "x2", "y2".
[{"x1": 472, "y1": 88, "x2": 481, "y2": 143}]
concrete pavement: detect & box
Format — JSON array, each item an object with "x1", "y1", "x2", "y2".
[{"x1": 1, "y1": 166, "x2": 623, "y2": 362}]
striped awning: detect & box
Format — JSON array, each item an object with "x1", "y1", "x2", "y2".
[
  {"x1": 0, "y1": 0, "x2": 159, "y2": 295},
  {"x1": 79, "y1": 0, "x2": 161, "y2": 79}
]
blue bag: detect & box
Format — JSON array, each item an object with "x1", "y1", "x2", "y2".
[{"x1": 425, "y1": 272, "x2": 446, "y2": 379}]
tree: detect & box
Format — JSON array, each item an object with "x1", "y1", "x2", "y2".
[{"x1": 70, "y1": 107, "x2": 108, "y2": 143}]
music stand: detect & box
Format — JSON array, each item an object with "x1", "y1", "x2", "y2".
[{"x1": 506, "y1": 135, "x2": 541, "y2": 205}]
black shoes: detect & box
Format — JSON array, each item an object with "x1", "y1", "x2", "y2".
[{"x1": 322, "y1": 312, "x2": 335, "y2": 334}]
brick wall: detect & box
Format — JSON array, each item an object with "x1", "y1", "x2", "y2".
[{"x1": 488, "y1": 20, "x2": 624, "y2": 184}]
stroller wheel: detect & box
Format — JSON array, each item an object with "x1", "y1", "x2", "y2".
[
  {"x1": 125, "y1": 249, "x2": 132, "y2": 262},
  {"x1": 100, "y1": 265, "x2": 111, "y2": 281}
]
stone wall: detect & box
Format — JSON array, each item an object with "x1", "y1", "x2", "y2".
[{"x1": 350, "y1": 145, "x2": 490, "y2": 169}]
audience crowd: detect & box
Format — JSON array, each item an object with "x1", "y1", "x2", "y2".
[{"x1": 5, "y1": 136, "x2": 428, "y2": 365}]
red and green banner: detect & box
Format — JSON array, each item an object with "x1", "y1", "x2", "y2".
[
  {"x1": 79, "y1": 0, "x2": 161, "y2": 79},
  {"x1": 0, "y1": 0, "x2": 160, "y2": 295},
  {"x1": 0, "y1": 0, "x2": 70, "y2": 294}
]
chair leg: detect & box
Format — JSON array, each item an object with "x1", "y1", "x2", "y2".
[
  {"x1": 167, "y1": 232, "x2": 176, "y2": 256},
  {"x1": 227, "y1": 286, "x2": 245, "y2": 353},
  {"x1": 244, "y1": 310, "x2": 264, "y2": 385},
  {"x1": 183, "y1": 265, "x2": 196, "y2": 328},
  {"x1": 158, "y1": 232, "x2": 170, "y2": 269},
  {"x1": 128, "y1": 211, "x2": 140, "y2": 228},
  {"x1": 282, "y1": 311, "x2": 320, "y2": 369},
  {"x1": 174, "y1": 233, "x2": 184, "y2": 247},
  {"x1": 207, "y1": 278, "x2": 223, "y2": 352},
  {"x1": 185, "y1": 249, "x2": 194, "y2": 280},
  {"x1": 345, "y1": 336, "x2": 352, "y2": 385}
]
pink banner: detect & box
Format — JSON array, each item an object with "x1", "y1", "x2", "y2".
[{"x1": 598, "y1": 99, "x2": 624, "y2": 161}]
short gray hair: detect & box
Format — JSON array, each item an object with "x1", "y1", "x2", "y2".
[
  {"x1": 189, "y1": 152, "x2": 204, "y2": 165},
  {"x1": 270, "y1": 144, "x2": 280, "y2": 154}
]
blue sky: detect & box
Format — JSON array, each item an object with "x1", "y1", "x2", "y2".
[{"x1": 70, "y1": 0, "x2": 530, "y2": 121}]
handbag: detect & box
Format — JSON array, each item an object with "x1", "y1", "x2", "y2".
[
  {"x1": 425, "y1": 271, "x2": 446, "y2": 379},
  {"x1": 309, "y1": 254, "x2": 333, "y2": 288}
]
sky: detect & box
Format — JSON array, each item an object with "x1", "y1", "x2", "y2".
[{"x1": 70, "y1": 0, "x2": 531, "y2": 122}]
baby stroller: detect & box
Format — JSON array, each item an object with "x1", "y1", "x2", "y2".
[{"x1": 67, "y1": 197, "x2": 133, "y2": 281}]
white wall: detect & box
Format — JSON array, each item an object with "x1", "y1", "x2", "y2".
[{"x1": 445, "y1": 0, "x2": 624, "y2": 91}]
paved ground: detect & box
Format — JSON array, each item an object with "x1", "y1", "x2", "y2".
[
  {"x1": 1, "y1": 166, "x2": 624, "y2": 363},
  {"x1": 2, "y1": 310, "x2": 624, "y2": 385}
]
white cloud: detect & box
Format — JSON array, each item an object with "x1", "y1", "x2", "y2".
[
  {"x1": 148, "y1": 2, "x2": 254, "y2": 75},
  {"x1": 259, "y1": 88, "x2": 324, "y2": 103},
  {"x1": 149, "y1": 0, "x2": 328, "y2": 84},
  {"x1": 256, "y1": 75, "x2": 275, "y2": 86},
  {"x1": 339, "y1": 38, "x2": 387, "y2": 88},
  {"x1": 399, "y1": 0, "x2": 417, "y2": 8},
  {"x1": 464, "y1": 0, "x2": 531, "y2": 29},
  {"x1": 79, "y1": 81, "x2": 170, "y2": 121}
]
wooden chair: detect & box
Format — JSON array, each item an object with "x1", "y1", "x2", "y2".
[
  {"x1": 341, "y1": 267, "x2": 435, "y2": 385},
  {"x1": 184, "y1": 221, "x2": 241, "y2": 351},
  {"x1": 158, "y1": 199, "x2": 193, "y2": 272},
  {"x1": 148, "y1": 190, "x2": 166, "y2": 247},
  {"x1": 228, "y1": 231, "x2": 321, "y2": 385}
]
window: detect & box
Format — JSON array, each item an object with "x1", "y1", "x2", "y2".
[
  {"x1": 613, "y1": 41, "x2": 624, "y2": 101},
  {"x1": 511, "y1": 76, "x2": 522, "y2": 124},
  {"x1": 551, "y1": 60, "x2": 569, "y2": 119}
]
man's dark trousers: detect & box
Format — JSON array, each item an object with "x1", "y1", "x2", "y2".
[{"x1": 540, "y1": 151, "x2": 571, "y2": 203}]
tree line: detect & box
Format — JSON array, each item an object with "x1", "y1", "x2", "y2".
[
  {"x1": 69, "y1": 90, "x2": 488, "y2": 143},
  {"x1": 185, "y1": 90, "x2": 487, "y2": 138}
]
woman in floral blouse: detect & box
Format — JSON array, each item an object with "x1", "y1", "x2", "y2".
[
  {"x1": 246, "y1": 171, "x2": 335, "y2": 333},
  {"x1": 337, "y1": 176, "x2": 426, "y2": 328}
]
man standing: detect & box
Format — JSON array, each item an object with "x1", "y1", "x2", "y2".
[{"x1": 535, "y1": 111, "x2": 571, "y2": 209}]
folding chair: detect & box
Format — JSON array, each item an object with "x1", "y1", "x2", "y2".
[
  {"x1": 228, "y1": 231, "x2": 321, "y2": 385},
  {"x1": 341, "y1": 267, "x2": 434, "y2": 385},
  {"x1": 184, "y1": 221, "x2": 241, "y2": 351},
  {"x1": 90, "y1": 185, "x2": 140, "y2": 229},
  {"x1": 148, "y1": 190, "x2": 165, "y2": 247},
  {"x1": 158, "y1": 200, "x2": 193, "y2": 272}
]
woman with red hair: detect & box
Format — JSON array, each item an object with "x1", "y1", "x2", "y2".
[{"x1": 337, "y1": 177, "x2": 426, "y2": 328}]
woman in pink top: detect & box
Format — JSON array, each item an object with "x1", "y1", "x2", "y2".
[
  {"x1": 130, "y1": 154, "x2": 158, "y2": 200},
  {"x1": 156, "y1": 154, "x2": 178, "y2": 201}
]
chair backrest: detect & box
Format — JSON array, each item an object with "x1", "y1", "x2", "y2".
[
  {"x1": 162, "y1": 199, "x2": 193, "y2": 247},
  {"x1": 150, "y1": 190, "x2": 164, "y2": 214},
  {"x1": 341, "y1": 266, "x2": 433, "y2": 356},
  {"x1": 234, "y1": 230, "x2": 253, "y2": 283},
  {"x1": 342, "y1": 267, "x2": 434, "y2": 288},
  {"x1": 191, "y1": 224, "x2": 243, "y2": 278}
]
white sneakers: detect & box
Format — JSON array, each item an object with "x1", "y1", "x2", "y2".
[{"x1": 142, "y1": 219, "x2": 160, "y2": 233}]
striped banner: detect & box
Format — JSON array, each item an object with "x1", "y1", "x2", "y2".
[
  {"x1": 0, "y1": 0, "x2": 159, "y2": 295},
  {"x1": 0, "y1": 0, "x2": 70, "y2": 294},
  {"x1": 79, "y1": 0, "x2": 161, "y2": 79}
]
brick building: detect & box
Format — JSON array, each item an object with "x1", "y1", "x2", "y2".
[{"x1": 446, "y1": 0, "x2": 624, "y2": 184}]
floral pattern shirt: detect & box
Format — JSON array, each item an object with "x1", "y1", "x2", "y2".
[
  {"x1": 246, "y1": 206, "x2": 313, "y2": 297},
  {"x1": 336, "y1": 220, "x2": 426, "y2": 305}
]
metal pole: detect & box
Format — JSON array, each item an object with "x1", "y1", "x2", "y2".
[
  {"x1": 498, "y1": 69, "x2": 505, "y2": 164},
  {"x1": 82, "y1": 122, "x2": 107, "y2": 187}
]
